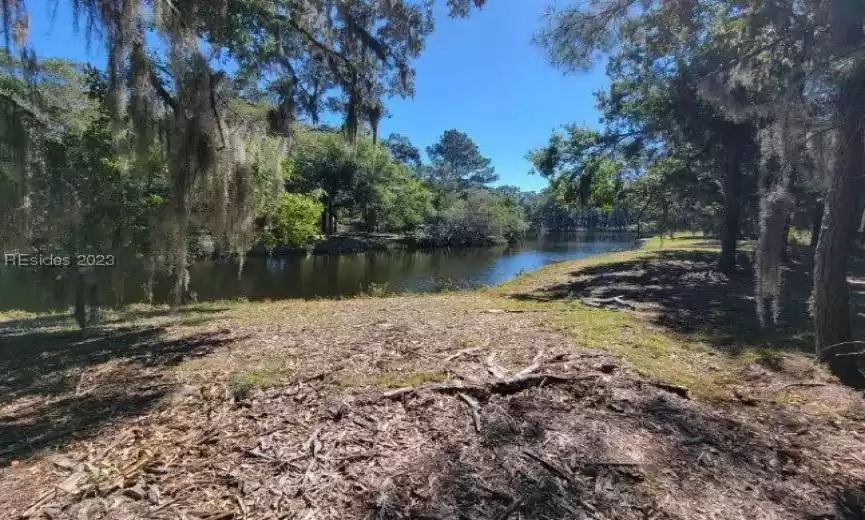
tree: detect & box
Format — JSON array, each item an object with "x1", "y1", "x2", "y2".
[
  {"x1": 536, "y1": 0, "x2": 766, "y2": 272},
  {"x1": 0, "y1": 0, "x2": 489, "y2": 309},
  {"x1": 285, "y1": 127, "x2": 434, "y2": 235},
  {"x1": 284, "y1": 128, "x2": 361, "y2": 235},
  {"x1": 419, "y1": 188, "x2": 527, "y2": 246},
  {"x1": 536, "y1": 0, "x2": 865, "y2": 382},
  {"x1": 260, "y1": 193, "x2": 323, "y2": 249},
  {"x1": 426, "y1": 129, "x2": 498, "y2": 189},
  {"x1": 354, "y1": 155, "x2": 434, "y2": 232},
  {"x1": 384, "y1": 133, "x2": 422, "y2": 167},
  {"x1": 811, "y1": 1, "x2": 865, "y2": 378}
]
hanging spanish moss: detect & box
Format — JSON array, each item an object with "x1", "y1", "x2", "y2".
[
  {"x1": 755, "y1": 185, "x2": 794, "y2": 327},
  {"x1": 754, "y1": 110, "x2": 805, "y2": 328},
  {"x1": 2, "y1": 0, "x2": 450, "y2": 310}
]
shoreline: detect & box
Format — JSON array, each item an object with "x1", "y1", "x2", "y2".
[
  {"x1": 2, "y1": 235, "x2": 863, "y2": 519},
  {"x1": 244, "y1": 229, "x2": 637, "y2": 257}
]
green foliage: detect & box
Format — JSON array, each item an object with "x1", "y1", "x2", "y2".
[
  {"x1": 419, "y1": 188, "x2": 528, "y2": 246},
  {"x1": 260, "y1": 193, "x2": 323, "y2": 248},
  {"x1": 357, "y1": 161, "x2": 435, "y2": 232},
  {"x1": 384, "y1": 133, "x2": 422, "y2": 167},
  {"x1": 528, "y1": 125, "x2": 630, "y2": 228},
  {"x1": 284, "y1": 127, "x2": 434, "y2": 234},
  {"x1": 0, "y1": 58, "x2": 166, "y2": 262},
  {"x1": 425, "y1": 129, "x2": 498, "y2": 188}
]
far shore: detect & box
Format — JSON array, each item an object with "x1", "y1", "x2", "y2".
[{"x1": 240, "y1": 228, "x2": 637, "y2": 257}]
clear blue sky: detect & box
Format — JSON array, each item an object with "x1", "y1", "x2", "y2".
[{"x1": 25, "y1": 0, "x2": 608, "y2": 192}]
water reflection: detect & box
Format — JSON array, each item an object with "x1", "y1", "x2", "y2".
[{"x1": 0, "y1": 233, "x2": 635, "y2": 311}]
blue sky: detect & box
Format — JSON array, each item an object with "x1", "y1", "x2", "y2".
[{"x1": 25, "y1": 0, "x2": 608, "y2": 192}]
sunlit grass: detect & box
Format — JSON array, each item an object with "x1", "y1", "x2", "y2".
[
  {"x1": 482, "y1": 233, "x2": 823, "y2": 400},
  {"x1": 230, "y1": 366, "x2": 289, "y2": 398}
]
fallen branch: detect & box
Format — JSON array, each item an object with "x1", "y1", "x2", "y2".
[
  {"x1": 486, "y1": 308, "x2": 561, "y2": 313},
  {"x1": 514, "y1": 350, "x2": 545, "y2": 377},
  {"x1": 445, "y1": 347, "x2": 482, "y2": 362},
  {"x1": 580, "y1": 295, "x2": 637, "y2": 310},
  {"x1": 648, "y1": 381, "x2": 691, "y2": 400},
  {"x1": 303, "y1": 370, "x2": 333, "y2": 383},
  {"x1": 485, "y1": 354, "x2": 509, "y2": 380},
  {"x1": 18, "y1": 489, "x2": 56, "y2": 518},
  {"x1": 458, "y1": 392, "x2": 482, "y2": 433},
  {"x1": 782, "y1": 382, "x2": 828, "y2": 389},
  {"x1": 818, "y1": 341, "x2": 865, "y2": 360},
  {"x1": 488, "y1": 373, "x2": 597, "y2": 396},
  {"x1": 371, "y1": 373, "x2": 598, "y2": 403},
  {"x1": 201, "y1": 512, "x2": 235, "y2": 520},
  {"x1": 522, "y1": 449, "x2": 575, "y2": 484},
  {"x1": 380, "y1": 387, "x2": 416, "y2": 400}
]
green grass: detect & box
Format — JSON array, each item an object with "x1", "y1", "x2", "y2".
[
  {"x1": 485, "y1": 233, "x2": 823, "y2": 400},
  {"x1": 230, "y1": 365, "x2": 290, "y2": 398}
]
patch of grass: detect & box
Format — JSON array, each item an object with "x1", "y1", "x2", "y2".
[
  {"x1": 547, "y1": 305, "x2": 736, "y2": 398},
  {"x1": 489, "y1": 234, "x2": 805, "y2": 400},
  {"x1": 788, "y1": 227, "x2": 812, "y2": 246},
  {"x1": 0, "y1": 309, "x2": 55, "y2": 321},
  {"x1": 230, "y1": 365, "x2": 288, "y2": 399},
  {"x1": 360, "y1": 281, "x2": 392, "y2": 297},
  {"x1": 174, "y1": 314, "x2": 214, "y2": 327},
  {"x1": 337, "y1": 370, "x2": 449, "y2": 390},
  {"x1": 211, "y1": 299, "x2": 331, "y2": 326},
  {"x1": 772, "y1": 390, "x2": 806, "y2": 405}
]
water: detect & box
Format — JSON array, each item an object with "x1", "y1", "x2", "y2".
[{"x1": 0, "y1": 232, "x2": 636, "y2": 311}]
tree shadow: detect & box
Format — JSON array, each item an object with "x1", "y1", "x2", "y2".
[
  {"x1": 0, "y1": 311, "x2": 238, "y2": 464},
  {"x1": 364, "y1": 382, "x2": 863, "y2": 520},
  {"x1": 100, "y1": 305, "x2": 229, "y2": 324},
  {"x1": 836, "y1": 487, "x2": 865, "y2": 520},
  {"x1": 511, "y1": 247, "x2": 823, "y2": 355}
]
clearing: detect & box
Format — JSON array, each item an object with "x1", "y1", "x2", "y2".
[{"x1": 1, "y1": 237, "x2": 864, "y2": 520}]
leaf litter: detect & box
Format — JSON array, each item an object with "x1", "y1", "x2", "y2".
[{"x1": 0, "y1": 295, "x2": 864, "y2": 520}]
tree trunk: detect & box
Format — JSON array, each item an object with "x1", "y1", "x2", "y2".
[
  {"x1": 74, "y1": 270, "x2": 87, "y2": 329},
  {"x1": 88, "y1": 281, "x2": 100, "y2": 325},
  {"x1": 719, "y1": 151, "x2": 741, "y2": 273},
  {"x1": 143, "y1": 256, "x2": 155, "y2": 304},
  {"x1": 810, "y1": 202, "x2": 823, "y2": 249},
  {"x1": 781, "y1": 216, "x2": 791, "y2": 263},
  {"x1": 172, "y1": 196, "x2": 191, "y2": 307},
  {"x1": 812, "y1": 67, "x2": 865, "y2": 385},
  {"x1": 172, "y1": 247, "x2": 188, "y2": 307},
  {"x1": 321, "y1": 200, "x2": 337, "y2": 236}
]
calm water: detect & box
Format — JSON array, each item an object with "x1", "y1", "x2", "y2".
[{"x1": 0, "y1": 233, "x2": 636, "y2": 311}]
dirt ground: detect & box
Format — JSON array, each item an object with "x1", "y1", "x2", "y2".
[{"x1": 2, "y1": 238, "x2": 865, "y2": 520}]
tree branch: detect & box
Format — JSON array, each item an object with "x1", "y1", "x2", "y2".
[
  {"x1": 0, "y1": 91, "x2": 50, "y2": 127},
  {"x1": 148, "y1": 68, "x2": 177, "y2": 113}
]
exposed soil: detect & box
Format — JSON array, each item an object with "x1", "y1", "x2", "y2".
[{"x1": 2, "y1": 243, "x2": 865, "y2": 520}]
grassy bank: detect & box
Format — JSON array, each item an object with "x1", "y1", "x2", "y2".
[{"x1": 2, "y1": 236, "x2": 864, "y2": 519}]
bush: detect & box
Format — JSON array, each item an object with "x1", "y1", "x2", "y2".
[
  {"x1": 415, "y1": 188, "x2": 528, "y2": 247},
  {"x1": 260, "y1": 193, "x2": 323, "y2": 248}
]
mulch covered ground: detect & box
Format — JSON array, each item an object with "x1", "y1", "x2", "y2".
[{"x1": 1, "y1": 288, "x2": 865, "y2": 519}]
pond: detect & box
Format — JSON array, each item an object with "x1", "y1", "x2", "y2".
[{"x1": 0, "y1": 232, "x2": 637, "y2": 312}]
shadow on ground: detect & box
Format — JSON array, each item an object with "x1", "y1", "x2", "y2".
[
  {"x1": 0, "y1": 309, "x2": 236, "y2": 464},
  {"x1": 367, "y1": 383, "x2": 864, "y2": 520},
  {"x1": 511, "y1": 244, "x2": 831, "y2": 354}
]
